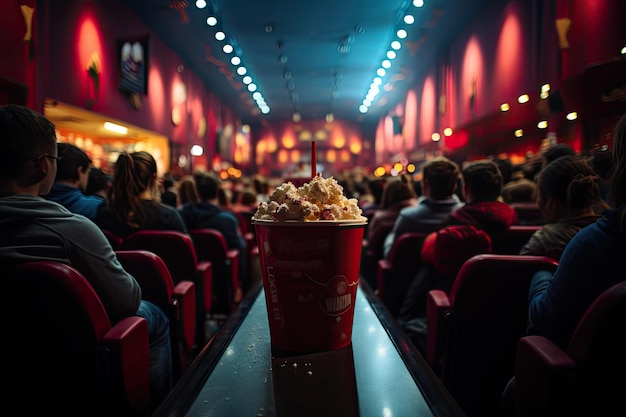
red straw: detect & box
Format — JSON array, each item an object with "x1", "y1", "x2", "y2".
[{"x1": 311, "y1": 140, "x2": 317, "y2": 179}]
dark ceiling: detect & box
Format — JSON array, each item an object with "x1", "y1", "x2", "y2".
[{"x1": 124, "y1": 0, "x2": 491, "y2": 125}]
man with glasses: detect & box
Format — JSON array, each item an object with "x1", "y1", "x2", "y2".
[
  {"x1": 43, "y1": 142, "x2": 104, "y2": 220},
  {"x1": 0, "y1": 104, "x2": 172, "y2": 412}
]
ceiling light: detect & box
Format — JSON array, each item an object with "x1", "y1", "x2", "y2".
[
  {"x1": 391, "y1": 41, "x2": 402, "y2": 50},
  {"x1": 195, "y1": 0, "x2": 206, "y2": 9},
  {"x1": 404, "y1": 15, "x2": 415, "y2": 24},
  {"x1": 537, "y1": 120, "x2": 548, "y2": 129},
  {"x1": 566, "y1": 111, "x2": 578, "y2": 120},
  {"x1": 215, "y1": 31, "x2": 226, "y2": 41},
  {"x1": 222, "y1": 44, "x2": 233, "y2": 54},
  {"x1": 103, "y1": 122, "x2": 127, "y2": 134},
  {"x1": 413, "y1": 0, "x2": 424, "y2": 7},
  {"x1": 359, "y1": 105, "x2": 368, "y2": 114},
  {"x1": 518, "y1": 94, "x2": 530, "y2": 103},
  {"x1": 387, "y1": 50, "x2": 397, "y2": 59},
  {"x1": 325, "y1": 113, "x2": 334, "y2": 123},
  {"x1": 206, "y1": 16, "x2": 217, "y2": 26},
  {"x1": 247, "y1": 83, "x2": 257, "y2": 92},
  {"x1": 515, "y1": 129, "x2": 523, "y2": 137},
  {"x1": 431, "y1": 133, "x2": 441, "y2": 142},
  {"x1": 292, "y1": 112, "x2": 301, "y2": 122},
  {"x1": 242, "y1": 75, "x2": 252, "y2": 84},
  {"x1": 500, "y1": 103, "x2": 510, "y2": 111},
  {"x1": 237, "y1": 66, "x2": 247, "y2": 75},
  {"x1": 443, "y1": 127, "x2": 453, "y2": 136},
  {"x1": 230, "y1": 56, "x2": 241, "y2": 66},
  {"x1": 396, "y1": 29, "x2": 408, "y2": 39}
]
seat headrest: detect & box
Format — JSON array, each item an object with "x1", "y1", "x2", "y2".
[{"x1": 426, "y1": 225, "x2": 493, "y2": 277}]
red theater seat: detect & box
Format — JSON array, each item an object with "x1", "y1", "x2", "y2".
[
  {"x1": 491, "y1": 224, "x2": 542, "y2": 255},
  {"x1": 426, "y1": 254, "x2": 558, "y2": 417},
  {"x1": 115, "y1": 250, "x2": 197, "y2": 379},
  {"x1": 121, "y1": 230, "x2": 213, "y2": 345},
  {"x1": 514, "y1": 281, "x2": 626, "y2": 417},
  {"x1": 376, "y1": 232, "x2": 428, "y2": 316},
  {"x1": 190, "y1": 228, "x2": 241, "y2": 320},
  {"x1": 0, "y1": 261, "x2": 150, "y2": 416}
]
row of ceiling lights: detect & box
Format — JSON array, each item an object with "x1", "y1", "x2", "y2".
[
  {"x1": 359, "y1": 0, "x2": 425, "y2": 115},
  {"x1": 194, "y1": 0, "x2": 270, "y2": 116}
]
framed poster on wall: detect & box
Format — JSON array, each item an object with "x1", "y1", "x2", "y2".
[{"x1": 117, "y1": 35, "x2": 149, "y2": 95}]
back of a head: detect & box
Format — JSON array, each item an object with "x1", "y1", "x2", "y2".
[
  {"x1": 0, "y1": 104, "x2": 56, "y2": 180},
  {"x1": 109, "y1": 151, "x2": 157, "y2": 226},
  {"x1": 55, "y1": 142, "x2": 92, "y2": 182},
  {"x1": 542, "y1": 143, "x2": 576, "y2": 168},
  {"x1": 501, "y1": 178, "x2": 537, "y2": 203},
  {"x1": 421, "y1": 157, "x2": 460, "y2": 200},
  {"x1": 239, "y1": 188, "x2": 258, "y2": 206},
  {"x1": 380, "y1": 175, "x2": 416, "y2": 209},
  {"x1": 367, "y1": 177, "x2": 386, "y2": 205},
  {"x1": 85, "y1": 167, "x2": 111, "y2": 196},
  {"x1": 462, "y1": 159, "x2": 503, "y2": 202},
  {"x1": 537, "y1": 155, "x2": 605, "y2": 215},
  {"x1": 195, "y1": 171, "x2": 221, "y2": 201},
  {"x1": 178, "y1": 176, "x2": 199, "y2": 205}
]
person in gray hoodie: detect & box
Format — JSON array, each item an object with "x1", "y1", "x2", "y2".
[{"x1": 0, "y1": 104, "x2": 171, "y2": 411}]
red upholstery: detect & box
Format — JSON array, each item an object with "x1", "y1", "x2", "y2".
[
  {"x1": 491, "y1": 224, "x2": 542, "y2": 255},
  {"x1": 425, "y1": 225, "x2": 492, "y2": 276},
  {"x1": 0, "y1": 261, "x2": 150, "y2": 416},
  {"x1": 122, "y1": 230, "x2": 213, "y2": 312},
  {"x1": 102, "y1": 229, "x2": 124, "y2": 250},
  {"x1": 190, "y1": 228, "x2": 240, "y2": 317},
  {"x1": 514, "y1": 281, "x2": 626, "y2": 417},
  {"x1": 376, "y1": 232, "x2": 428, "y2": 316},
  {"x1": 121, "y1": 230, "x2": 213, "y2": 346},
  {"x1": 116, "y1": 250, "x2": 197, "y2": 379},
  {"x1": 425, "y1": 254, "x2": 558, "y2": 417},
  {"x1": 233, "y1": 211, "x2": 261, "y2": 288}
]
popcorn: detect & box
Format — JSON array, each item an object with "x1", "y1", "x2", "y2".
[{"x1": 253, "y1": 174, "x2": 365, "y2": 221}]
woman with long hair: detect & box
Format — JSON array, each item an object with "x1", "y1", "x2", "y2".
[{"x1": 95, "y1": 151, "x2": 187, "y2": 237}]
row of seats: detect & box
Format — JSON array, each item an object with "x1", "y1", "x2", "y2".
[
  {"x1": 375, "y1": 225, "x2": 543, "y2": 316},
  {"x1": 0, "y1": 227, "x2": 257, "y2": 416},
  {"x1": 1, "y1": 262, "x2": 151, "y2": 416}
]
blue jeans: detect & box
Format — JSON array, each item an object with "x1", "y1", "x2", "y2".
[{"x1": 136, "y1": 300, "x2": 172, "y2": 410}]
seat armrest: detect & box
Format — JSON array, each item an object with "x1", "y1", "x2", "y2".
[
  {"x1": 102, "y1": 316, "x2": 150, "y2": 414},
  {"x1": 195, "y1": 261, "x2": 213, "y2": 314},
  {"x1": 426, "y1": 289, "x2": 451, "y2": 371},
  {"x1": 172, "y1": 281, "x2": 196, "y2": 353},
  {"x1": 376, "y1": 259, "x2": 392, "y2": 298},
  {"x1": 514, "y1": 335, "x2": 575, "y2": 417},
  {"x1": 226, "y1": 249, "x2": 242, "y2": 305}
]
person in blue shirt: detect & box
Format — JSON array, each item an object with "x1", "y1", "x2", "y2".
[{"x1": 43, "y1": 142, "x2": 104, "y2": 220}]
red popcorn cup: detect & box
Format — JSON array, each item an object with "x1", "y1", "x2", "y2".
[{"x1": 253, "y1": 219, "x2": 366, "y2": 353}]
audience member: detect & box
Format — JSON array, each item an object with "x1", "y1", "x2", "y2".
[
  {"x1": 180, "y1": 170, "x2": 247, "y2": 293},
  {"x1": 396, "y1": 158, "x2": 515, "y2": 349},
  {"x1": 230, "y1": 186, "x2": 258, "y2": 214},
  {"x1": 541, "y1": 143, "x2": 576, "y2": 169},
  {"x1": 84, "y1": 166, "x2": 111, "y2": 200},
  {"x1": 0, "y1": 105, "x2": 171, "y2": 410},
  {"x1": 95, "y1": 151, "x2": 187, "y2": 238},
  {"x1": 502, "y1": 113, "x2": 626, "y2": 414},
  {"x1": 367, "y1": 174, "x2": 417, "y2": 261},
  {"x1": 520, "y1": 155, "x2": 609, "y2": 260},
  {"x1": 178, "y1": 175, "x2": 199, "y2": 206},
  {"x1": 43, "y1": 142, "x2": 104, "y2": 220},
  {"x1": 383, "y1": 157, "x2": 464, "y2": 258},
  {"x1": 160, "y1": 176, "x2": 178, "y2": 208},
  {"x1": 430, "y1": 159, "x2": 517, "y2": 237}
]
